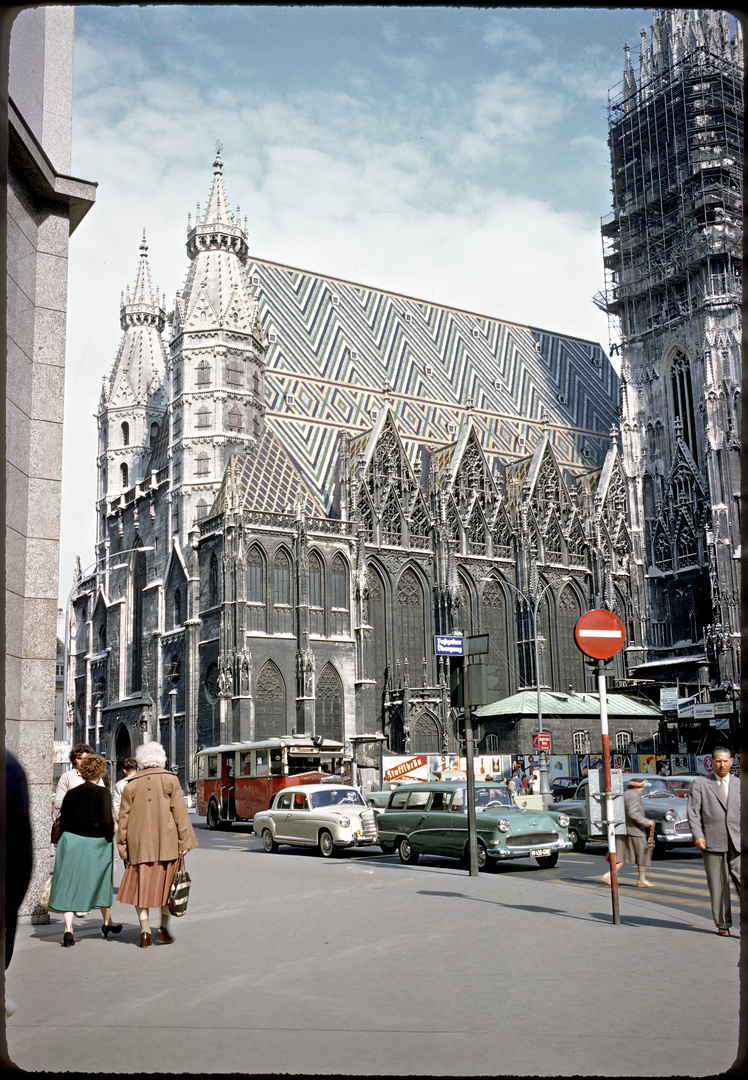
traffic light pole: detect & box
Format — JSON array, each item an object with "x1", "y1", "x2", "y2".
[{"x1": 464, "y1": 657, "x2": 479, "y2": 877}]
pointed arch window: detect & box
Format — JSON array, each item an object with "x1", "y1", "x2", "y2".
[
  {"x1": 196, "y1": 360, "x2": 211, "y2": 386},
  {"x1": 397, "y1": 569, "x2": 425, "y2": 681},
  {"x1": 368, "y1": 569, "x2": 387, "y2": 725},
  {"x1": 121, "y1": 422, "x2": 130, "y2": 446},
  {"x1": 654, "y1": 528, "x2": 673, "y2": 571},
  {"x1": 677, "y1": 524, "x2": 698, "y2": 568},
  {"x1": 412, "y1": 712, "x2": 440, "y2": 754},
  {"x1": 130, "y1": 546, "x2": 146, "y2": 693},
  {"x1": 150, "y1": 422, "x2": 160, "y2": 447},
  {"x1": 196, "y1": 407, "x2": 211, "y2": 429},
  {"x1": 173, "y1": 588, "x2": 182, "y2": 629},
  {"x1": 670, "y1": 351, "x2": 698, "y2": 465},
  {"x1": 255, "y1": 662, "x2": 285, "y2": 740},
  {"x1": 467, "y1": 503, "x2": 486, "y2": 556},
  {"x1": 315, "y1": 664, "x2": 343, "y2": 742},
  {"x1": 556, "y1": 586, "x2": 584, "y2": 693},
  {"x1": 481, "y1": 578, "x2": 510, "y2": 701},
  {"x1": 120, "y1": 463, "x2": 129, "y2": 489},
  {"x1": 381, "y1": 490, "x2": 402, "y2": 546},
  {"x1": 247, "y1": 546, "x2": 264, "y2": 604},
  {"x1": 331, "y1": 554, "x2": 348, "y2": 610},
  {"x1": 273, "y1": 550, "x2": 291, "y2": 607},
  {"x1": 308, "y1": 552, "x2": 323, "y2": 609},
  {"x1": 209, "y1": 551, "x2": 220, "y2": 607}
]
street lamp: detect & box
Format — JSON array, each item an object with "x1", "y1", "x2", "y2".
[
  {"x1": 62, "y1": 546, "x2": 154, "y2": 752},
  {"x1": 479, "y1": 574, "x2": 570, "y2": 804}
]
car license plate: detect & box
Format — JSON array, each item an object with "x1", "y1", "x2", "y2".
[{"x1": 531, "y1": 848, "x2": 551, "y2": 857}]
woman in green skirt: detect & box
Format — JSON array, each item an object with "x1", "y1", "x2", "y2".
[{"x1": 49, "y1": 754, "x2": 122, "y2": 946}]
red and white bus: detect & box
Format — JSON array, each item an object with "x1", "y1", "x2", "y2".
[{"x1": 195, "y1": 736, "x2": 350, "y2": 828}]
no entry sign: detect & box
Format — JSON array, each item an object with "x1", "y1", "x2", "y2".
[{"x1": 574, "y1": 609, "x2": 625, "y2": 660}]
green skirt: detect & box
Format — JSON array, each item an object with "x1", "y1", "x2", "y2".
[{"x1": 49, "y1": 832, "x2": 114, "y2": 912}]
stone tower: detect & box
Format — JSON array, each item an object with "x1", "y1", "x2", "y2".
[
  {"x1": 96, "y1": 232, "x2": 168, "y2": 554},
  {"x1": 601, "y1": 10, "x2": 742, "y2": 693},
  {"x1": 167, "y1": 146, "x2": 266, "y2": 542}
]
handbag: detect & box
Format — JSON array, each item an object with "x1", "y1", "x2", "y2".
[
  {"x1": 647, "y1": 823, "x2": 656, "y2": 850},
  {"x1": 40, "y1": 874, "x2": 53, "y2": 910},
  {"x1": 51, "y1": 817, "x2": 61, "y2": 845},
  {"x1": 168, "y1": 853, "x2": 191, "y2": 917}
]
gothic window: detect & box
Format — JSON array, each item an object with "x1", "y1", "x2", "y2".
[
  {"x1": 568, "y1": 520, "x2": 586, "y2": 565},
  {"x1": 121, "y1": 422, "x2": 130, "y2": 446},
  {"x1": 120, "y1": 463, "x2": 129, "y2": 489},
  {"x1": 150, "y1": 422, "x2": 159, "y2": 447},
  {"x1": 368, "y1": 568, "x2": 387, "y2": 725},
  {"x1": 196, "y1": 360, "x2": 211, "y2": 386},
  {"x1": 196, "y1": 407, "x2": 211, "y2": 429},
  {"x1": 412, "y1": 713, "x2": 440, "y2": 754},
  {"x1": 669, "y1": 585, "x2": 694, "y2": 644},
  {"x1": 654, "y1": 527, "x2": 673, "y2": 571},
  {"x1": 173, "y1": 588, "x2": 182, "y2": 628},
  {"x1": 98, "y1": 625, "x2": 106, "y2": 652},
  {"x1": 493, "y1": 510, "x2": 512, "y2": 558},
  {"x1": 555, "y1": 586, "x2": 584, "y2": 693},
  {"x1": 130, "y1": 546, "x2": 146, "y2": 693},
  {"x1": 173, "y1": 366, "x2": 183, "y2": 394},
  {"x1": 227, "y1": 406, "x2": 243, "y2": 432},
  {"x1": 677, "y1": 524, "x2": 698, "y2": 568},
  {"x1": 360, "y1": 497, "x2": 374, "y2": 542},
  {"x1": 226, "y1": 360, "x2": 243, "y2": 387},
  {"x1": 196, "y1": 499, "x2": 209, "y2": 522},
  {"x1": 467, "y1": 503, "x2": 487, "y2": 556},
  {"x1": 397, "y1": 569, "x2": 425, "y2": 679},
  {"x1": 331, "y1": 555, "x2": 348, "y2": 610},
  {"x1": 209, "y1": 551, "x2": 220, "y2": 607},
  {"x1": 381, "y1": 489, "x2": 402, "y2": 546},
  {"x1": 173, "y1": 457, "x2": 182, "y2": 483},
  {"x1": 173, "y1": 409, "x2": 182, "y2": 437},
  {"x1": 481, "y1": 579, "x2": 510, "y2": 701},
  {"x1": 409, "y1": 497, "x2": 430, "y2": 546},
  {"x1": 255, "y1": 661, "x2": 285, "y2": 740},
  {"x1": 195, "y1": 452, "x2": 210, "y2": 477},
  {"x1": 168, "y1": 653, "x2": 181, "y2": 684},
  {"x1": 247, "y1": 546, "x2": 264, "y2": 603},
  {"x1": 315, "y1": 664, "x2": 343, "y2": 742},
  {"x1": 670, "y1": 351, "x2": 698, "y2": 465},
  {"x1": 308, "y1": 552, "x2": 324, "y2": 635},
  {"x1": 172, "y1": 499, "x2": 180, "y2": 534},
  {"x1": 447, "y1": 499, "x2": 461, "y2": 546},
  {"x1": 544, "y1": 514, "x2": 564, "y2": 561},
  {"x1": 273, "y1": 550, "x2": 291, "y2": 606}
]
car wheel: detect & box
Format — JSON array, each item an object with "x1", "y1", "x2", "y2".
[
  {"x1": 367, "y1": 799, "x2": 376, "y2": 808},
  {"x1": 318, "y1": 830, "x2": 336, "y2": 858},
  {"x1": 379, "y1": 842, "x2": 396, "y2": 855},
  {"x1": 262, "y1": 829, "x2": 279, "y2": 854},
  {"x1": 568, "y1": 827, "x2": 586, "y2": 853},
  {"x1": 462, "y1": 840, "x2": 488, "y2": 871},
  {"x1": 398, "y1": 837, "x2": 419, "y2": 865},
  {"x1": 206, "y1": 799, "x2": 221, "y2": 830},
  {"x1": 535, "y1": 851, "x2": 559, "y2": 869}
]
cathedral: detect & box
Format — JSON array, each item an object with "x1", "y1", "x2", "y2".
[{"x1": 68, "y1": 9, "x2": 742, "y2": 790}]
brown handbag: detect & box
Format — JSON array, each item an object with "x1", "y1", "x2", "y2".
[{"x1": 51, "y1": 817, "x2": 61, "y2": 845}]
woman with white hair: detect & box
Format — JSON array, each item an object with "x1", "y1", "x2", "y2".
[{"x1": 116, "y1": 741, "x2": 198, "y2": 948}]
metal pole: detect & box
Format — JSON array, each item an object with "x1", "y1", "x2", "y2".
[
  {"x1": 533, "y1": 597, "x2": 551, "y2": 804},
  {"x1": 464, "y1": 658, "x2": 479, "y2": 876},
  {"x1": 598, "y1": 658, "x2": 620, "y2": 924}
]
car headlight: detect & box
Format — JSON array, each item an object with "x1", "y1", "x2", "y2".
[
  {"x1": 558, "y1": 813, "x2": 570, "y2": 827},
  {"x1": 664, "y1": 810, "x2": 675, "y2": 823},
  {"x1": 339, "y1": 816, "x2": 351, "y2": 828},
  {"x1": 497, "y1": 819, "x2": 510, "y2": 832}
]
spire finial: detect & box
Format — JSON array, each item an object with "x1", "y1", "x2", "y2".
[
  {"x1": 214, "y1": 140, "x2": 223, "y2": 172},
  {"x1": 140, "y1": 228, "x2": 148, "y2": 257}
]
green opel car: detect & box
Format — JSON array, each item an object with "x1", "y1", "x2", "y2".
[{"x1": 376, "y1": 781, "x2": 572, "y2": 870}]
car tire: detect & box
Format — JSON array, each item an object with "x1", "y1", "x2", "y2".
[
  {"x1": 568, "y1": 827, "x2": 586, "y2": 853},
  {"x1": 535, "y1": 851, "x2": 560, "y2": 869},
  {"x1": 398, "y1": 837, "x2": 419, "y2": 865},
  {"x1": 206, "y1": 799, "x2": 221, "y2": 830},
  {"x1": 462, "y1": 840, "x2": 488, "y2": 871},
  {"x1": 318, "y1": 830, "x2": 336, "y2": 858},
  {"x1": 262, "y1": 829, "x2": 279, "y2": 854},
  {"x1": 379, "y1": 842, "x2": 396, "y2": 855}
]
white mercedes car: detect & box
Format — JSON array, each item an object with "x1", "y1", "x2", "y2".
[{"x1": 253, "y1": 784, "x2": 379, "y2": 857}]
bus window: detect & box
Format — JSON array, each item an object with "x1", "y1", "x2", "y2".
[
  {"x1": 224, "y1": 756, "x2": 235, "y2": 778},
  {"x1": 270, "y1": 749, "x2": 283, "y2": 776},
  {"x1": 207, "y1": 755, "x2": 218, "y2": 778},
  {"x1": 256, "y1": 751, "x2": 268, "y2": 776},
  {"x1": 239, "y1": 752, "x2": 252, "y2": 776}
]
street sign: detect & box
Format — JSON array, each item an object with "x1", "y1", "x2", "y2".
[
  {"x1": 433, "y1": 635, "x2": 464, "y2": 656},
  {"x1": 659, "y1": 687, "x2": 678, "y2": 711},
  {"x1": 574, "y1": 609, "x2": 625, "y2": 660},
  {"x1": 532, "y1": 732, "x2": 552, "y2": 753},
  {"x1": 466, "y1": 633, "x2": 490, "y2": 656}
]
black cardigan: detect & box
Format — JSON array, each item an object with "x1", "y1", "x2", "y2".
[{"x1": 59, "y1": 782, "x2": 114, "y2": 842}]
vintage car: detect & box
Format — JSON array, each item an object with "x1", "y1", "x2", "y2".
[
  {"x1": 551, "y1": 777, "x2": 583, "y2": 802},
  {"x1": 253, "y1": 784, "x2": 378, "y2": 857},
  {"x1": 375, "y1": 781, "x2": 572, "y2": 870},
  {"x1": 664, "y1": 775, "x2": 702, "y2": 798},
  {"x1": 561, "y1": 774, "x2": 693, "y2": 854},
  {"x1": 365, "y1": 779, "x2": 423, "y2": 810}
]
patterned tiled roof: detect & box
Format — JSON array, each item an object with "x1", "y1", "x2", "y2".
[
  {"x1": 210, "y1": 426, "x2": 326, "y2": 518},
  {"x1": 248, "y1": 256, "x2": 619, "y2": 512}
]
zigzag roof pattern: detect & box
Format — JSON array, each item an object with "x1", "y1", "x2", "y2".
[
  {"x1": 248, "y1": 256, "x2": 619, "y2": 512},
  {"x1": 210, "y1": 428, "x2": 326, "y2": 519}
]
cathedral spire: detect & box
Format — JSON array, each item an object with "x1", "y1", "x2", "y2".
[
  {"x1": 120, "y1": 230, "x2": 165, "y2": 332},
  {"x1": 202, "y1": 143, "x2": 233, "y2": 227},
  {"x1": 186, "y1": 145, "x2": 248, "y2": 263}
]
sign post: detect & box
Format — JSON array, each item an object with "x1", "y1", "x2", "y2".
[{"x1": 574, "y1": 609, "x2": 626, "y2": 925}]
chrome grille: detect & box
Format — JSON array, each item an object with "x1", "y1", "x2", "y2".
[
  {"x1": 361, "y1": 808, "x2": 378, "y2": 839},
  {"x1": 674, "y1": 820, "x2": 691, "y2": 834},
  {"x1": 506, "y1": 832, "x2": 559, "y2": 848}
]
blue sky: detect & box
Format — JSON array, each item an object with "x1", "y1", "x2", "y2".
[{"x1": 60, "y1": 5, "x2": 663, "y2": 601}]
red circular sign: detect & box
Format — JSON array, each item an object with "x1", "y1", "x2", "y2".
[{"x1": 574, "y1": 609, "x2": 626, "y2": 660}]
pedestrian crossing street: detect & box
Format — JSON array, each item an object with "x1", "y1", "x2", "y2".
[{"x1": 557, "y1": 853, "x2": 729, "y2": 914}]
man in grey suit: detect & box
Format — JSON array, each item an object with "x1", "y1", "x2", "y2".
[{"x1": 687, "y1": 747, "x2": 740, "y2": 937}]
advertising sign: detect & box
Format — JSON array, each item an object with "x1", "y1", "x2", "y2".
[
  {"x1": 532, "y1": 732, "x2": 552, "y2": 753},
  {"x1": 659, "y1": 687, "x2": 678, "y2": 711},
  {"x1": 383, "y1": 755, "x2": 429, "y2": 783},
  {"x1": 694, "y1": 703, "x2": 715, "y2": 719}
]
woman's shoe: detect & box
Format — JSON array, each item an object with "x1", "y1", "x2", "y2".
[
  {"x1": 139, "y1": 932, "x2": 152, "y2": 948},
  {"x1": 62, "y1": 932, "x2": 75, "y2": 948},
  {"x1": 156, "y1": 926, "x2": 175, "y2": 945},
  {"x1": 637, "y1": 879, "x2": 655, "y2": 888},
  {"x1": 102, "y1": 922, "x2": 123, "y2": 938}
]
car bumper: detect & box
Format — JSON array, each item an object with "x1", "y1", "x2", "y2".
[
  {"x1": 488, "y1": 838, "x2": 573, "y2": 859},
  {"x1": 656, "y1": 832, "x2": 693, "y2": 845}
]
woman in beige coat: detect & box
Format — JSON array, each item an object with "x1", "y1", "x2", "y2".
[{"x1": 117, "y1": 742, "x2": 198, "y2": 948}]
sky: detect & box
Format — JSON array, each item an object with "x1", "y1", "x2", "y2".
[{"x1": 60, "y1": 4, "x2": 662, "y2": 605}]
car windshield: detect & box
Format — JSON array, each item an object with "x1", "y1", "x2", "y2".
[
  {"x1": 475, "y1": 786, "x2": 511, "y2": 808},
  {"x1": 309, "y1": 788, "x2": 365, "y2": 809},
  {"x1": 628, "y1": 778, "x2": 674, "y2": 797}
]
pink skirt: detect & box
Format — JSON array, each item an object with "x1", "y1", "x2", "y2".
[{"x1": 118, "y1": 860, "x2": 177, "y2": 908}]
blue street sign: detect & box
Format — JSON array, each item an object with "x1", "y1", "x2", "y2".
[{"x1": 433, "y1": 635, "x2": 465, "y2": 656}]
